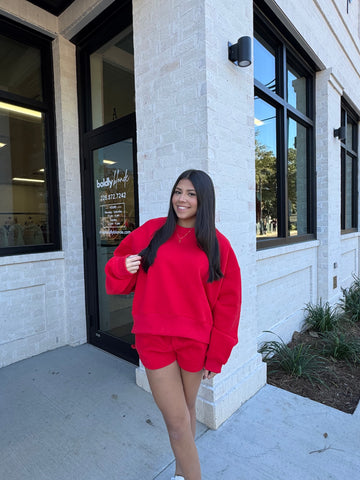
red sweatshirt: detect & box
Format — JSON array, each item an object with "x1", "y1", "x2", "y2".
[{"x1": 105, "y1": 217, "x2": 241, "y2": 373}]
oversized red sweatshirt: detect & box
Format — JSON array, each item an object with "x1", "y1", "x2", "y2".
[{"x1": 105, "y1": 217, "x2": 241, "y2": 373}]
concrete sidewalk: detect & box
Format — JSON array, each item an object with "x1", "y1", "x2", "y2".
[{"x1": 1, "y1": 344, "x2": 359, "y2": 480}]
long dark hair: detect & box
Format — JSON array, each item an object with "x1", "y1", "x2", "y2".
[{"x1": 140, "y1": 169, "x2": 223, "y2": 282}]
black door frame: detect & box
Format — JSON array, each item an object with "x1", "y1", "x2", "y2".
[
  {"x1": 83, "y1": 116, "x2": 139, "y2": 364},
  {"x1": 72, "y1": 0, "x2": 139, "y2": 364}
]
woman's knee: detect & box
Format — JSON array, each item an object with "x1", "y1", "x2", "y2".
[
  {"x1": 165, "y1": 413, "x2": 192, "y2": 441},
  {"x1": 186, "y1": 398, "x2": 197, "y2": 413}
]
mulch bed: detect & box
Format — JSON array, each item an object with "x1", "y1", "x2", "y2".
[{"x1": 265, "y1": 322, "x2": 360, "y2": 414}]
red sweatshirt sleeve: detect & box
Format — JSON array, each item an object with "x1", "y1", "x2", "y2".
[
  {"x1": 204, "y1": 244, "x2": 242, "y2": 373},
  {"x1": 105, "y1": 231, "x2": 139, "y2": 295},
  {"x1": 105, "y1": 217, "x2": 166, "y2": 295}
]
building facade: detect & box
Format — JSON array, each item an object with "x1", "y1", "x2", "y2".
[{"x1": 0, "y1": 0, "x2": 359, "y2": 429}]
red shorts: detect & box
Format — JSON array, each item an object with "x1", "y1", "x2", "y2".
[{"x1": 135, "y1": 334, "x2": 208, "y2": 372}]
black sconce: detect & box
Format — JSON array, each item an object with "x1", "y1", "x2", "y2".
[
  {"x1": 334, "y1": 126, "x2": 346, "y2": 141},
  {"x1": 228, "y1": 36, "x2": 252, "y2": 67}
]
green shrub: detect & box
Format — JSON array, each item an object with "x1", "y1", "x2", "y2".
[
  {"x1": 303, "y1": 300, "x2": 339, "y2": 332},
  {"x1": 259, "y1": 332, "x2": 325, "y2": 385},
  {"x1": 350, "y1": 274, "x2": 360, "y2": 291},
  {"x1": 321, "y1": 332, "x2": 360, "y2": 364},
  {"x1": 339, "y1": 276, "x2": 360, "y2": 323}
]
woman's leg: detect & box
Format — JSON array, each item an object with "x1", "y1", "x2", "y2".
[
  {"x1": 146, "y1": 362, "x2": 203, "y2": 480},
  {"x1": 174, "y1": 368, "x2": 203, "y2": 477}
]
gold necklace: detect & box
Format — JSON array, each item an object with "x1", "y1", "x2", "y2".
[{"x1": 176, "y1": 229, "x2": 192, "y2": 243}]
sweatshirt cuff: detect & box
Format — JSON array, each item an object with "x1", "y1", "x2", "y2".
[
  {"x1": 204, "y1": 358, "x2": 222, "y2": 374},
  {"x1": 112, "y1": 255, "x2": 133, "y2": 279}
]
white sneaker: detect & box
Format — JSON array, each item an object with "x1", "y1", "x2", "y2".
[{"x1": 171, "y1": 476, "x2": 185, "y2": 480}]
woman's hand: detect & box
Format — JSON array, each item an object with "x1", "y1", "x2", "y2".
[
  {"x1": 202, "y1": 369, "x2": 217, "y2": 380},
  {"x1": 125, "y1": 255, "x2": 142, "y2": 274}
]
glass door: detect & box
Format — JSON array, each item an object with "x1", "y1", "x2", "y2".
[
  {"x1": 75, "y1": 1, "x2": 138, "y2": 363},
  {"x1": 85, "y1": 117, "x2": 138, "y2": 363},
  {"x1": 93, "y1": 137, "x2": 137, "y2": 358}
]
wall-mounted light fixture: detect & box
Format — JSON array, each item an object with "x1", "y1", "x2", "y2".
[
  {"x1": 334, "y1": 126, "x2": 346, "y2": 141},
  {"x1": 228, "y1": 36, "x2": 252, "y2": 67}
]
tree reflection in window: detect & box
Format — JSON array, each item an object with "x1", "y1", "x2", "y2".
[
  {"x1": 256, "y1": 136, "x2": 277, "y2": 237},
  {"x1": 254, "y1": 7, "x2": 315, "y2": 246}
]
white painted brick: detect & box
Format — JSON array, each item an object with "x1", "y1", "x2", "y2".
[
  {"x1": 133, "y1": 0, "x2": 266, "y2": 428},
  {"x1": 0, "y1": 0, "x2": 57, "y2": 36}
]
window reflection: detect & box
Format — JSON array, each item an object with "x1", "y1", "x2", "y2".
[
  {"x1": 0, "y1": 34, "x2": 42, "y2": 101},
  {"x1": 255, "y1": 97, "x2": 277, "y2": 238},
  {"x1": 340, "y1": 103, "x2": 358, "y2": 232},
  {"x1": 288, "y1": 118, "x2": 308, "y2": 236},
  {"x1": 287, "y1": 62, "x2": 307, "y2": 116},
  {"x1": 346, "y1": 119, "x2": 354, "y2": 150},
  {"x1": 254, "y1": 36, "x2": 276, "y2": 92},
  {"x1": 344, "y1": 154, "x2": 353, "y2": 230},
  {"x1": 90, "y1": 26, "x2": 135, "y2": 129},
  {"x1": 254, "y1": 11, "x2": 315, "y2": 246}
]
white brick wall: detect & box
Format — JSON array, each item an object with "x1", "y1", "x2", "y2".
[
  {"x1": 0, "y1": 252, "x2": 66, "y2": 367},
  {"x1": 0, "y1": 0, "x2": 57, "y2": 36},
  {"x1": 317, "y1": 70, "x2": 343, "y2": 304},
  {"x1": 59, "y1": 0, "x2": 116, "y2": 39},
  {"x1": 134, "y1": 0, "x2": 266, "y2": 429},
  {"x1": 256, "y1": 241, "x2": 319, "y2": 346},
  {"x1": 133, "y1": 0, "x2": 209, "y2": 222},
  {"x1": 272, "y1": 0, "x2": 360, "y2": 107},
  {"x1": 53, "y1": 35, "x2": 87, "y2": 347},
  {"x1": 341, "y1": 234, "x2": 359, "y2": 289},
  {"x1": 201, "y1": 0, "x2": 266, "y2": 428}
]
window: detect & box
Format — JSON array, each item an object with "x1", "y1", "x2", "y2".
[
  {"x1": 0, "y1": 18, "x2": 59, "y2": 255},
  {"x1": 254, "y1": 5, "x2": 316, "y2": 248},
  {"x1": 340, "y1": 101, "x2": 358, "y2": 233},
  {"x1": 90, "y1": 26, "x2": 135, "y2": 129}
]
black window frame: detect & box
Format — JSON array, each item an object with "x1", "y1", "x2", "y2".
[
  {"x1": 254, "y1": 1, "x2": 317, "y2": 250},
  {"x1": 0, "y1": 15, "x2": 60, "y2": 257},
  {"x1": 340, "y1": 100, "x2": 359, "y2": 234}
]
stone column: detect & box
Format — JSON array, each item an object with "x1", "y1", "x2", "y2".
[
  {"x1": 133, "y1": 0, "x2": 266, "y2": 429},
  {"x1": 53, "y1": 36, "x2": 87, "y2": 346},
  {"x1": 196, "y1": 0, "x2": 266, "y2": 429},
  {"x1": 316, "y1": 68, "x2": 343, "y2": 304}
]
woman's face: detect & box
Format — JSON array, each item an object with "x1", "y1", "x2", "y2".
[{"x1": 172, "y1": 178, "x2": 198, "y2": 227}]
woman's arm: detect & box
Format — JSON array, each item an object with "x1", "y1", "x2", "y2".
[
  {"x1": 105, "y1": 217, "x2": 165, "y2": 295},
  {"x1": 204, "y1": 246, "x2": 242, "y2": 373},
  {"x1": 105, "y1": 234, "x2": 140, "y2": 295}
]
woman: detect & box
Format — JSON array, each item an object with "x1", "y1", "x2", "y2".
[{"x1": 105, "y1": 169, "x2": 241, "y2": 480}]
